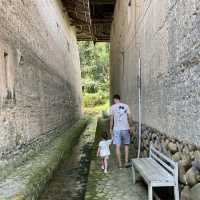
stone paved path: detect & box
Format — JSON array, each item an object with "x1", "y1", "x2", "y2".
[
  {"x1": 39, "y1": 117, "x2": 148, "y2": 200},
  {"x1": 85, "y1": 144, "x2": 148, "y2": 200},
  {"x1": 39, "y1": 120, "x2": 96, "y2": 200}
]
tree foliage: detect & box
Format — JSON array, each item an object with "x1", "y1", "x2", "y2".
[
  {"x1": 78, "y1": 41, "x2": 110, "y2": 94},
  {"x1": 78, "y1": 41, "x2": 110, "y2": 110}
]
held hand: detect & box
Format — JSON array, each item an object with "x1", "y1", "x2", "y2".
[
  {"x1": 129, "y1": 126, "x2": 136, "y2": 137},
  {"x1": 110, "y1": 129, "x2": 113, "y2": 140},
  {"x1": 111, "y1": 134, "x2": 113, "y2": 141}
]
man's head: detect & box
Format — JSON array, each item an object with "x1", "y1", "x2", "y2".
[{"x1": 113, "y1": 94, "x2": 120, "y2": 104}]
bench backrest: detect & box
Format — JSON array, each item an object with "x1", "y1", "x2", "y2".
[{"x1": 149, "y1": 144, "x2": 178, "y2": 183}]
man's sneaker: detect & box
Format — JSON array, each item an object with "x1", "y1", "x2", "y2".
[
  {"x1": 101, "y1": 165, "x2": 104, "y2": 170},
  {"x1": 104, "y1": 169, "x2": 108, "y2": 173},
  {"x1": 125, "y1": 161, "x2": 132, "y2": 168}
]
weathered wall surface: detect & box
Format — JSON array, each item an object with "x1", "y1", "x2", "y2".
[
  {"x1": 110, "y1": 0, "x2": 200, "y2": 145},
  {"x1": 0, "y1": 0, "x2": 82, "y2": 155}
]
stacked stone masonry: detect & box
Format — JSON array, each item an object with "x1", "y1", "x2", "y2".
[
  {"x1": 133, "y1": 122, "x2": 200, "y2": 199},
  {"x1": 0, "y1": 0, "x2": 82, "y2": 157}
]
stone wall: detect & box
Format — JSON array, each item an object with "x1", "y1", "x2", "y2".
[
  {"x1": 110, "y1": 0, "x2": 200, "y2": 145},
  {"x1": 132, "y1": 123, "x2": 200, "y2": 199},
  {"x1": 0, "y1": 0, "x2": 82, "y2": 156}
]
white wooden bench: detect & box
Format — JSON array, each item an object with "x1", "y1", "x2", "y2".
[{"x1": 131, "y1": 144, "x2": 179, "y2": 200}]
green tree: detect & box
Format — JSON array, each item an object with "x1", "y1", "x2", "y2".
[
  {"x1": 78, "y1": 41, "x2": 110, "y2": 110},
  {"x1": 78, "y1": 41, "x2": 110, "y2": 94}
]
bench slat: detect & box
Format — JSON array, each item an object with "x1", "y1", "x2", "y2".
[
  {"x1": 150, "y1": 145, "x2": 176, "y2": 167},
  {"x1": 132, "y1": 158, "x2": 174, "y2": 183},
  {"x1": 150, "y1": 153, "x2": 175, "y2": 175},
  {"x1": 148, "y1": 158, "x2": 174, "y2": 178},
  {"x1": 134, "y1": 158, "x2": 169, "y2": 178},
  {"x1": 136, "y1": 159, "x2": 171, "y2": 180},
  {"x1": 132, "y1": 144, "x2": 179, "y2": 200}
]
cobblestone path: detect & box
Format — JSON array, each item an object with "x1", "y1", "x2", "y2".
[
  {"x1": 39, "y1": 122, "x2": 96, "y2": 200},
  {"x1": 85, "y1": 144, "x2": 148, "y2": 200},
  {"x1": 39, "y1": 117, "x2": 148, "y2": 200}
]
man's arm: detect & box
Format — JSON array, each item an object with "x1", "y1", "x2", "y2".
[
  {"x1": 128, "y1": 113, "x2": 135, "y2": 136},
  {"x1": 128, "y1": 113, "x2": 133, "y2": 127},
  {"x1": 127, "y1": 106, "x2": 134, "y2": 136},
  {"x1": 126, "y1": 105, "x2": 132, "y2": 126},
  {"x1": 110, "y1": 115, "x2": 114, "y2": 137}
]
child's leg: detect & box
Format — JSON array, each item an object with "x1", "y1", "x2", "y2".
[
  {"x1": 101, "y1": 159, "x2": 104, "y2": 169},
  {"x1": 104, "y1": 157, "x2": 108, "y2": 170}
]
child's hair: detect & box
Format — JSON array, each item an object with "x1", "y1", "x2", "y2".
[{"x1": 101, "y1": 131, "x2": 108, "y2": 140}]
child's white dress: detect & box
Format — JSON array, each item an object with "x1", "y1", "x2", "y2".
[{"x1": 99, "y1": 139, "x2": 112, "y2": 158}]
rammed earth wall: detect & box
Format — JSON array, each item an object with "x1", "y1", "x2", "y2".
[
  {"x1": 0, "y1": 0, "x2": 82, "y2": 155},
  {"x1": 111, "y1": 1, "x2": 200, "y2": 198},
  {"x1": 110, "y1": 0, "x2": 200, "y2": 145}
]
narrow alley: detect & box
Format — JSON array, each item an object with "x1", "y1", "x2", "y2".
[{"x1": 0, "y1": 0, "x2": 200, "y2": 200}]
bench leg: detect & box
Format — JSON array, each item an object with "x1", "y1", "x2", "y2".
[
  {"x1": 174, "y1": 185, "x2": 179, "y2": 200},
  {"x1": 148, "y1": 185, "x2": 153, "y2": 200},
  {"x1": 132, "y1": 164, "x2": 136, "y2": 184}
]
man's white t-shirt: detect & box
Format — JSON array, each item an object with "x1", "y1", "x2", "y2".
[
  {"x1": 110, "y1": 102, "x2": 130, "y2": 131},
  {"x1": 99, "y1": 139, "x2": 112, "y2": 157}
]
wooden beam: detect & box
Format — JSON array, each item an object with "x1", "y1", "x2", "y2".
[
  {"x1": 62, "y1": 1, "x2": 83, "y2": 9},
  {"x1": 67, "y1": 9, "x2": 89, "y2": 16},
  {"x1": 62, "y1": 0, "x2": 90, "y2": 11},
  {"x1": 70, "y1": 17, "x2": 90, "y2": 25},
  {"x1": 62, "y1": 0, "x2": 113, "y2": 42},
  {"x1": 90, "y1": 0, "x2": 115, "y2": 5},
  {"x1": 94, "y1": 34, "x2": 110, "y2": 38},
  {"x1": 63, "y1": 0, "x2": 86, "y2": 5},
  {"x1": 92, "y1": 18, "x2": 112, "y2": 23},
  {"x1": 64, "y1": 3, "x2": 87, "y2": 12},
  {"x1": 94, "y1": 38, "x2": 110, "y2": 42}
]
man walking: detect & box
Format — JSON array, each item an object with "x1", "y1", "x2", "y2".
[{"x1": 110, "y1": 94, "x2": 132, "y2": 168}]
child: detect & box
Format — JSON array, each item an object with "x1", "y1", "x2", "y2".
[{"x1": 96, "y1": 132, "x2": 112, "y2": 173}]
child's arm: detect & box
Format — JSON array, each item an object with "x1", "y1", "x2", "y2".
[{"x1": 107, "y1": 139, "x2": 113, "y2": 145}]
